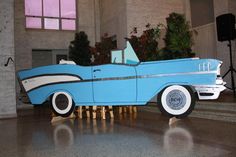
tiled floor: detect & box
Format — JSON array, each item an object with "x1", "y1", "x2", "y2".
[
  {"x1": 145, "y1": 100, "x2": 236, "y2": 123},
  {"x1": 216, "y1": 91, "x2": 236, "y2": 103},
  {"x1": 0, "y1": 106, "x2": 236, "y2": 157}
]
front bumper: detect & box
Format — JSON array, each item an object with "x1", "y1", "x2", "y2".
[{"x1": 194, "y1": 81, "x2": 226, "y2": 100}]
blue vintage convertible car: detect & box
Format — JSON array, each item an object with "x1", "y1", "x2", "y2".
[{"x1": 18, "y1": 42, "x2": 226, "y2": 118}]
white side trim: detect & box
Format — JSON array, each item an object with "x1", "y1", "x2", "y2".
[
  {"x1": 161, "y1": 85, "x2": 191, "y2": 115},
  {"x1": 52, "y1": 92, "x2": 73, "y2": 115},
  {"x1": 144, "y1": 71, "x2": 217, "y2": 78},
  {"x1": 194, "y1": 84, "x2": 226, "y2": 100},
  {"x1": 59, "y1": 59, "x2": 76, "y2": 65},
  {"x1": 22, "y1": 75, "x2": 81, "y2": 92}
]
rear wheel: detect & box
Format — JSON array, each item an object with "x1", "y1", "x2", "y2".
[
  {"x1": 51, "y1": 92, "x2": 75, "y2": 117},
  {"x1": 157, "y1": 85, "x2": 195, "y2": 118}
]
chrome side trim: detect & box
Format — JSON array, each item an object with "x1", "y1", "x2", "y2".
[
  {"x1": 24, "y1": 71, "x2": 217, "y2": 93},
  {"x1": 194, "y1": 84, "x2": 226, "y2": 100},
  {"x1": 137, "y1": 71, "x2": 216, "y2": 79}
]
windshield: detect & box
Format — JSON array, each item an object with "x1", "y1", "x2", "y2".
[{"x1": 111, "y1": 41, "x2": 140, "y2": 65}]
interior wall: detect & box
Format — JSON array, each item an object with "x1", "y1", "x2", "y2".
[
  {"x1": 32, "y1": 50, "x2": 53, "y2": 68},
  {"x1": 14, "y1": 0, "x2": 75, "y2": 106},
  {"x1": 14, "y1": 0, "x2": 75, "y2": 71},
  {"x1": 126, "y1": 0, "x2": 184, "y2": 37},
  {"x1": 8, "y1": 0, "x2": 236, "y2": 114},
  {"x1": 214, "y1": 0, "x2": 236, "y2": 88},
  {"x1": 125, "y1": 0, "x2": 185, "y2": 49},
  {"x1": 14, "y1": 0, "x2": 99, "y2": 107},
  {"x1": 192, "y1": 23, "x2": 217, "y2": 59},
  {"x1": 78, "y1": 0, "x2": 99, "y2": 46},
  {"x1": 190, "y1": 0, "x2": 214, "y2": 27},
  {"x1": 100, "y1": 0, "x2": 127, "y2": 49},
  {"x1": 190, "y1": 0, "x2": 235, "y2": 88},
  {"x1": 229, "y1": 0, "x2": 236, "y2": 78},
  {"x1": 188, "y1": 0, "x2": 217, "y2": 59},
  {"x1": 0, "y1": 0, "x2": 17, "y2": 118}
]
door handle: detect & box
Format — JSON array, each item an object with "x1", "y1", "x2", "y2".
[{"x1": 93, "y1": 69, "x2": 101, "y2": 72}]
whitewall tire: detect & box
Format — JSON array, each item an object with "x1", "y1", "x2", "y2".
[
  {"x1": 158, "y1": 85, "x2": 195, "y2": 118},
  {"x1": 51, "y1": 92, "x2": 75, "y2": 117}
]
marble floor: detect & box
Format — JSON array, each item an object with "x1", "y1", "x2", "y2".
[{"x1": 0, "y1": 106, "x2": 236, "y2": 157}]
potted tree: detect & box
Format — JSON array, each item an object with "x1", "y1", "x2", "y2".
[
  {"x1": 69, "y1": 31, "x2": 91, "y2": 66},
  {"x1": 161, "y1": 13, "x2": 195, "y2": 60}
]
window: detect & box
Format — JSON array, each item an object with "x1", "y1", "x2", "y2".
[
  {"x1": 56, "y1": 54, "x2": 68, "y2": 64},
  {"x1": 32, "y1": 49, "x2": 68, "y2": 67},
  {"x1": 25, "y1": 0, "x2": 76, "y2": 30}
]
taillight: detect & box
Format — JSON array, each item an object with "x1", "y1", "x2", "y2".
[{"x1": 216, "y1": 62, "x2": 222, "y2": 76}]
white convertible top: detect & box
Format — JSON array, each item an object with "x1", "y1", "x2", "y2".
[{"x1": 59, "y1": 59, "x2": 76, "y2": 65}]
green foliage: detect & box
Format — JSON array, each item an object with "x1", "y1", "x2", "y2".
[
  {"x1": 68, "y1": 13, "x2": 195, "y2": 66},
  {"x1": 69, "y1": 31, "x2": 91, "y2": 65},
  {"x1": 92, "y1": 34, "x2": 117, "y2": 65},
  {"x1": 162, "y1": 13, "x2": 195, "y2": 60},
  {"x1": 127, "y1": 23, "x2": 162, "y2": 61}
]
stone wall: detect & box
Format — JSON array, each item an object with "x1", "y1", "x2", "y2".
[
  {"x1": 78, "y1": 0, "x2": 100, "y2": 46},
  {"x1": 32, "y1": 50, "x2": 53, "y2": 68},
  {"x1": 100, "y1": 0, "x2": 127, "y2": 49},
  {"x1": 126, "y1": 0, "x2": 184, "y2": 37},
  {"x1": 100, "y1": 0, "x2": 185, "y2": 49},
  {"x1": 14, "y1": 0, "x2": 75, "y2": 106},
  {"x1": 192, "y1": 23, "x2": 217, "y2": 59},
  {"x1": 214, "y1": 0, "x2": 236, "y2": 88},
  {"x1": 126, "y1": 0, "x2": 185, "y2": 49},
  {"x1": 14, "y1": 0, "x2": 75, "y2": 71},
  {"x1": 14, "y1": 0, "x2": 99, "y2": 71},
  {"x1": 14, "y1": 0, "x2": 98, "y2": 106},
  {"x1": 0, "y1": 0, "x2": 17, "y2": 118},
  {"x1": 190, "y1": 0, "x2": 217, "y2": 58}
]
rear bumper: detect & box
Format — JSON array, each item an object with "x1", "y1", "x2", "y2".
[{"x1": 194, "y1": 84, "x2": 226, "y2": 100}]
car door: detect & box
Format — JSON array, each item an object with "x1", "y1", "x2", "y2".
[{"x1": 92, "y1": 64, "x2": 137, "y2": 103}]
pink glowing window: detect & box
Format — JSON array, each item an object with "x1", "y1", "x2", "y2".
[
  {"x1": 43, "y1": 0, "x2": 59, "y2": 17},
  {"x1": 62, "y1": 19, "x2": 76, "y2": 30},
  {"x1": 25, "y1": 0, "x2": 42, "y2": 16},
  {"x1": 26, "y1": 17, "x2": 42, "y2": 28},
  {"x1": 25, "y1": 0, "x2": 76, "y2": 30},
  {"x1": 44, "y1": 18, "x2": 59, "y2": 30},
  {"x1": 61, "y1": 0, "x2": 76, "y2": 18}
]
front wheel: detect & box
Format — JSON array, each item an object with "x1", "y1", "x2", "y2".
[
  {"x1": 51, "y1": 92, "x2": 75, "y2": 117},
  {"x1": 157, "y1": 85, "x2": 195, "y2": 118}
]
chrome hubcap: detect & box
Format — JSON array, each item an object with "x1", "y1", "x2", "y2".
[{"x1": 166, "y1": 90, "x2": 186, "y2": 110}]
